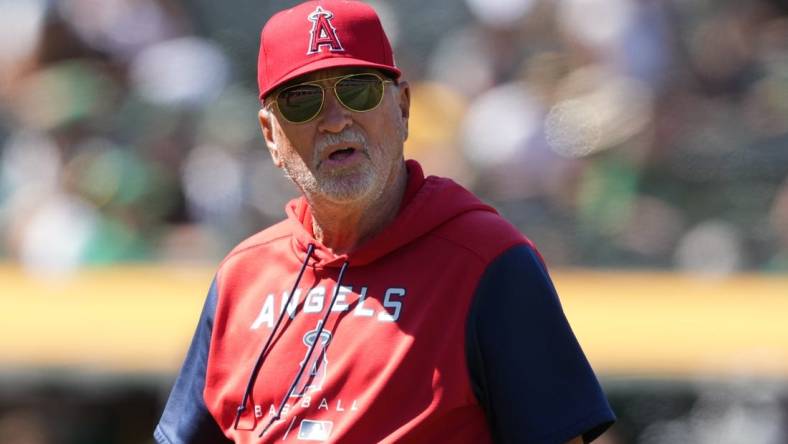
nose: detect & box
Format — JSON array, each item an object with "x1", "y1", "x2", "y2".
[{"x1": 317, "y1": 89, "x2": 352, "y2": 133}]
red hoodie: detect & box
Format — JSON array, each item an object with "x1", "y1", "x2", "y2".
[{"x1": 155, "y1": 160, "x2": 615, "y2": 444}]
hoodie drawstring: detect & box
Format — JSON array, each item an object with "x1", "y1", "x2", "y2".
[
  {"x1": 258, "y1": 259, "x2": 349, "y2": 438},
  {"x1": 233, "y1": 243, "x2": 316, "y2": 430}
]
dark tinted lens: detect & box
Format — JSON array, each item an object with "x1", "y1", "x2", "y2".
[
  {"x1": 335, "y1": 74, "x2": 384, "y2": 112},
  {"x1": 277, "y1": 84, "x2": 323, "y2": 122}
]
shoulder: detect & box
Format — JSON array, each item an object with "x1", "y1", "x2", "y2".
[
  {"x1": 415, "y1": 173, "x2": 539, "y2": 265},
  {"x1": 430, "y1": 207, "x2": 538, "y2": 266}
]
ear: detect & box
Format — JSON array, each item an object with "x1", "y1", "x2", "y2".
[
  {"x1": 258, "y1": 108, "x2": 282, "y2": 168},
  {"x1": 396, "y1": 80, "x2": 411, "y2": 141}
]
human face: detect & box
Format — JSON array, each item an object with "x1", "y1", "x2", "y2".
[{"x1": 259, "y1": 68, "x2": 410, "y2": 206}]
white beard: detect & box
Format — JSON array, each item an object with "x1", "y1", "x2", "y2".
[{"x1": 279, "y1": 129, "x2": 380, "y2": 205}]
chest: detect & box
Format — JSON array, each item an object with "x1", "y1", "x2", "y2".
[{"x1": 206, "y1": 253, "x2": 488, "y2": 442}]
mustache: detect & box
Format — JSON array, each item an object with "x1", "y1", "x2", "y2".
[{"x1": 315, "y1": 129, "x2": 368, "y2": 155}]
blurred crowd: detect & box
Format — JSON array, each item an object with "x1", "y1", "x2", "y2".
[
  {"x1": 1, "y1": 1, "x2": 787, "y2": 443},
  {"x1": 1, "y1": 0, "x2": 787, "y2": 276}
]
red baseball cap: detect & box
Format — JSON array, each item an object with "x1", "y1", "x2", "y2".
[{"x1": 257, "y1": 0, "x2": 401, "y2": 100}]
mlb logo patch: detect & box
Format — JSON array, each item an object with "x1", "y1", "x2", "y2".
[{"x1": 297, "y1": 419, "x2": 333, "y2": 441}]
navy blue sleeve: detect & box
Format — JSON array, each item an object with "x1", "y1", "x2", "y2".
[
  {"x1": 154, "y1": 278, "x2": 232, "y2": 444},
  {"x1": 466, "y1": 244, "x2": 615, "y2": 444}
]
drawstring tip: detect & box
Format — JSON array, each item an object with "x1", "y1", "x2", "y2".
[{"x1": 233, "y1": 405, "x2": 245, "y2": 429}]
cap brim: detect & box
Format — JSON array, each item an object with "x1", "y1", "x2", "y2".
[{"x1": 259, "y1": 57, "x2": 402, "y2": 99}]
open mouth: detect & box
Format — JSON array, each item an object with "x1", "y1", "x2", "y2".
[{"x1": 328, "y1": 147, "x2": 356, "y2": 161}]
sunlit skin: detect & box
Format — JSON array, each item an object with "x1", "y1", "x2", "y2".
[{"x1": 259, "y1": 67, "x2": 411, "y2": 255}]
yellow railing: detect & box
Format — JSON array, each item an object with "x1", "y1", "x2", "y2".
[{"x1": 1, "y1": 265, "x2": 787, "y2": 378}]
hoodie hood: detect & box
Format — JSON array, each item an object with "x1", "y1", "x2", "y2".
[{"x1": 285, "y1": 159, "x2": 497, "y2": 267}]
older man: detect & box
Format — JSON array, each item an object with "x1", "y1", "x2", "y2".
[{"x1": 154, "y1": 1, "x2": 615, "y2": 443}]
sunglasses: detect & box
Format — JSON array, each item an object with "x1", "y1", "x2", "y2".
[{"x1": 269, "y1": 72, "x2": 394, "y2": 124}]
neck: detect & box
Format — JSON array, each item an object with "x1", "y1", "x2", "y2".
[{"x1": 308, "y1": 163, "x2": 408, "y2": 255}]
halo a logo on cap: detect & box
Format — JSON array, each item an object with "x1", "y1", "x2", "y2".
[{"x1": 307, "y1": 6, "x2": 344, "y2": 55}]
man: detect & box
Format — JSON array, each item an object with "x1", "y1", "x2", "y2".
[{"x1": 154, "y1": 1, "x2": 615, "y2": 443}]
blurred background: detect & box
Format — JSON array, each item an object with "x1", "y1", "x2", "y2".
[{"x1": 1, "y1": 0, "x2": 787, "y2": 442}]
